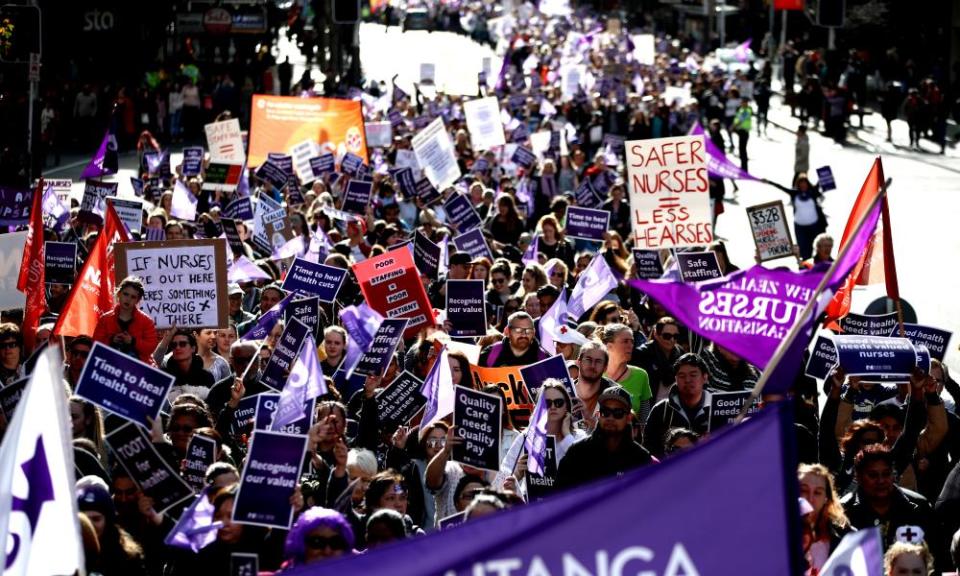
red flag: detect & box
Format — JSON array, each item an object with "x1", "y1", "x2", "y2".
[
  {"x1": 19, "y1": 179, "x2": 46, "y2": 351},
  {"x1": 823, "y1": 158, "x2": 896, "y2": 328},
  {"x1": 53, "y1": 204, "x2": 130, "y2": 339}
]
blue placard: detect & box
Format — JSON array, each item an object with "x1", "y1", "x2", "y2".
[
  {"x1": 574, "y1": 178, "x2": 602, "y2": 208},
  {"x1": 676, "y1": 251, "x2": 723, "y2": 283},
  {"x1": 281, "y1": 258, "x2": 347, "y2": 302},
  {"x1": 889, "y1": 323, "x2": 953, "y2": 362},
  {"x1": 255, "y1": 160, "x2": 288, "y2": 190},
  {"x1": 284, "y1": 296, "x2": 321, "y2": 338},
  {"x1": 182, "y1": 147, "x2": 205, "y2": 177},
  {"x1": 833, "y1": 335, "x2": 918, "y2": 378},
  {"x1": 106, "y1": 423, "x2": 195, "y2": 513},
  {"x1": 310, "y1": 154, "x2": 336, "y2": 177},
  {"x1": 233, "y1": 431, "x2": 308, "y2": 529},
  {"x1": 231, "y1": 554, "x2": 259, "y2": 576},
  {"x1": 519, "y1": 354, "x2": 578, "y2": 401},
  {"x1": 413, "y1": 232, "x2": 441, "y2": 278},
  {"x1": 231, "y1": 394, "x2": 261, "y2": 438},
  {"x1": 342, "y1": 179, "x2": 374, "y2": 214},
  {"x1": 816, "y1": 166, "x2": 836, "y2": 191},
  {"x1": 75, "y1": 342, "x2": 175, "y2": 429},
  {"x1": 353, "y1": 318, "x2": 410, "y2": 377},
  {"x1": 415, "y1": 177, "x2": 443, "y2": 207},
  {"x1": 564, "y1": 207, "x2": 610, "y2": 241},
  {"x1": 333, "y1": 369, "x2": 367, "y2": 401},
  {"x1": 267, "y1": 153, "x2": 293, "y2": 176},
  {"x1": 446, "y1": 280, "x2": 487, "y2": 337},
  {"x1": 182, "y1": 434, "x2": 217, "y2": 492},
  {"x1": 512, "y1": 146, "x2": 537, "y2": 169},
  {"x1": 443, "y1": 193, "x2": 483, "y2": 232},
  {"x1": 224, "y1": 196, "x2": 254, "y2": 221},
  {"x1": 375, "y1": 371, "x2": 427, "y2": 434},
  {"x1": 452, "y1": 228, "x2": 493, "y2": 262},
  {"x1": 260, "y1": 318, "x2": 311, "y2": 391},
  {"x1": 841, "y1": 312, "x2": 899, "y2": 337},
  {"x1": 44, "y1": 241, "x2": 77, "y2": 285},
  {"x1": 804, "y1": 335, "x2": 838, "y2": 380},
  {"x1": 393, "y1": 167, "x2": 417, "y2": 198},
  {"x1": 340, "y1": 152, "x2": 365, "y2": 176}
]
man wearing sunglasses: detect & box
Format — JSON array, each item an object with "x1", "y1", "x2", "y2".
[
  {"x1": 633, "y1": 317, "x2": 684, "y2": 402},
  {"x1": 478, "y1": 311, "x2": 548, "y2": 368},
  {"x1": 65, "y1": 335, "x2": 94, "y2": 387},
  {"x1": 556, "y1": 385, "x2": 655, "y2": 489},
  {"x1": 642, "y1": 353, "x2": 713, "y2": 459}
]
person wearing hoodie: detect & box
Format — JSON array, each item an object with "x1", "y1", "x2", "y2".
[{"x1": 643, "y1": 353, "x2": 713, "y2": 458}]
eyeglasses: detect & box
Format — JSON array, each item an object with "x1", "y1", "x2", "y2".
[
  {"x1": 492, "y1": 277, "x2": 507, "y2": 285},
  {"x1": 71, "y1": 348, "x2": 90, "y2": 358},
  {"x1": 545, "y1": 398, "x2": 566, "y2": 409},
  {"x1": 171, "y1": 341, "x2": 191, "y2": 349},
  {"x1": 660, "y1": 332, "x2": 679, "y2": 341},
  {"x1": 425, "y1": 438, "x2": 446, "y2": 449},
  {"x1": 168, "y1": 424, "x2": 195, "y2": 434},
  {"x1": 599, "y1": 406, "x2": 628, "y2": 419},
  {"x1": 509, "y1": 327, "x2": 534, "y2": 335},
  {"x1": 0, "y1": 341, "x2": 19, "y2": 350},
  {"x1": 305, "y1": 535, "x2": 347, "y2": 551}
]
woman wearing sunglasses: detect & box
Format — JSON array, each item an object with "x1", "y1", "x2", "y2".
[{"x1": 277, "y1": 507, "x2": 355, "y2": 571}]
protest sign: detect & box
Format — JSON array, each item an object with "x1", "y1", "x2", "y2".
[
  {"x1": 202, "y1": 163, "x2": 244, "y2": 193},
  {"x1": 248, "y1": 95, "x2": 368, "y2": 167},
  {"x1": 632, "y1": 249, "x2": 664, "y2": 279},
  {"x1": 833, "y1": 335, "x2": 918, "y2": 377},
  {"x1": 44, "y1": 241, "x2": 76, "y2": 285},
  {"x1": 708, "y1": 391, "x2": 761, "y2": 432},
  {"x1": 392, "y1": 167, "x2": 417, "y2": 198},
  {"x1": 267, "y1": 153, "x2": 294, "y2": 176},
  {"x1": 223, "y1": 195, "x2": 254, "y2": 221},
  {"x1": 415, "y1": 177, "x2": 443, "y2": 206},
  {"x1": 376, "y1": 371, "x2": 427, "y2": 435},
  {"x1": 746, "y1": 201, "x2": 794, "y2": 262},
  {"x1": 340, "y1": 152, "x2": 365, "y2": 177},
  {"x1": 519, "y1": 354, "x2": 577, "y2": 400},
  {"x1": 419, "y1": 62, "x2": 436, "y2": 84},
  {"x1": 181, "y1": 146, "x2": 205, "y2": 176},
  {"x1": 231, "y1": 554, "x2": 259, "y2": 576},
  {"x1": 412, "y1": 116, "x2": 461, "y2": 191},
  {"x1": 310, "y1": 154, "x2": 336, "y2": 178},
  {"x1": 452, "y1": 228, "x2": 494, "y2": 262},
  {"x1": 438, "y1": 512, "x2": 466, "y2": 530},
  {"x1": 78, "y1": 181, "x2": 119, "y2": 225},
  {"x1": 115, "y1": 239, "x2": 230, "y2": 328},
  {"x1": 221, "y1": 218, "x2": 246, "y2": 256},
  {"x1": 413, "y1": 231, "x2": 442, "y2": 278},
  {"x1": 512, "y1": 146, "x2": 537, "y2": 169},
  {"x1": 342, "y1": 179, "x2": 374, "y2": 214},
  {"x1": 290, "y1": 140, "x2": 320, "y2": 182},
  {"x1": 564, "y1": 207, "x2": 610, "y2": 241},
  {"x1": 260, "y1": 318, "x2": 311, "y2": 391},
  {"x1": 574, "y1": 178, "x2": 602, "y2": 208},
  {"x1": 526, "y1": 435, "x2": 558, "y2": 501},
  {"x1": 453, "y1": 385, "x2": 502, "y2": 471},
  {"x1": 446, "y1": 280, "x2": 487, "y2": 337},
  {"x1": 676, "y1": 251, "x2": 723, "y2": 282},
  {"x1": 804, "y1": 335, "x2": 838, "y2": 380},
  {"x1": 0, "y1": 376, "x2": 27, "y2": 420},
  {"x1": 282, "y1": 258, "x2": 347, "y2": 302},
  {"x1": 0, "y1": 187, "x2": 31, "y2": 227},
  {"x1": 75, "y1": 342, "x2": 175, "y2": 428},
  {"x1": 353, "y1": 248, "x2": 434, "y2": 337},
  {"x1": 205, "y1": 118, "x2": 245, "y2": 165},
  {"x1": 365, "y1": 121, "x2": 393, "y2": 148},
  {"x1": 182, "y1": 434, "x2": 217, "y2": 492},
  {"x1": 144, "y1": 150, "x2": 172, "y2": 179},
  {"x1": 353, "y1": 318, "x2": 410, "y2": 377},
  {"x1": 841, "y1": 312, "x2": 899, "y2": 336},
  {"x1": 0, "y1": 231, "x2": 26, "y2": 310},
  {"x1": 253, "y1": 393, "x2": 313, "y2": 435},
  {"x1": 632, "y1": 33, "x2": 656, "y2": 65},
  {"x1": 816, "y1": 166, "x2": 836, "y2": 191},
  {"x1": 231, "y1": 394, "x2": 261, "y2": 438},
  {"x1": 625, "y1": 135, "x2": 712, "y2": 249},
  {"x1": 890, "y1": 323, "x2": 952, "y2": 361},
  {"x1": 233, "y1": 430, "x2": 307, "y2": 529},
  {"x1": 463, "y1": 97, "x2": 506, "y2": 152},
  {"x1": 107, "y1": 196, "x2": 145, "y2": 236},
  {"x1": 468, "y1": 364, "x2": 532, "y2": 425},
  {"x1": 284, "y1": 297, "x2": 321, "y2": 338},
  {"x1": 106, "y1": 423, "x2": 195, "y2": 513},
  {"x1": 255, "y1": 160, "x2": 288, "y2": 190}
]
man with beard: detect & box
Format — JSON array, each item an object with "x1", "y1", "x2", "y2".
[
  {"x1": 478, "y1": 311, "x2": 547, "y2": 367},
  {"x1": 556, "y1": 385, "x2": 655, "y2": 489},
  {"x1": 573, "y1": 341, "x2": 618, "y2": 432}
]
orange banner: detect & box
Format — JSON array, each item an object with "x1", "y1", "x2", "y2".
[
  {"x1": 468, "y1": 364, "x2": 533, "y2": 427},
  {"x1": 248, "y1": 95, "x2": 368, "y2": 168}
]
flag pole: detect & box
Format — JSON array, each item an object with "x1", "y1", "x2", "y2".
[
  {"x1": 878, "y1": 177, "x2": 906, "y2": 338},
  {"x1": 734, "y1": 178, "x2": 891, "y2": 423}
]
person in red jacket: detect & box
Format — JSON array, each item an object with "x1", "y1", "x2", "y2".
[{"x1": 93, "y1": 276, "x2": 158, "y2": 365}]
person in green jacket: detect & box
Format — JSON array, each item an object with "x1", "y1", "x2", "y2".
[{"x1": 732, "y1": 97, "x2": 754, "y2": 172}]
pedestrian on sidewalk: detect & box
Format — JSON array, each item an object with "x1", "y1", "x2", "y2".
[
  {"x1": 762, "y1": 174, "x2": 827, "y2": 261},
  {"x1": 879, "y1": 80, "x2": 902, "y2": 143},
  {"x1": 794, "y1": 125, "x2": 809, "y2": 182},
  {"x1": 755, "y1": 80, "x2": 771, "y2": 137},
  {"x1": 903, "y1": 88, "x2": 925, "y2": 149},
  {"x1": 732, "y1": 98, "x2": 753, "y2": 172}
]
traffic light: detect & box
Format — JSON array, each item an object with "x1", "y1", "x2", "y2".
[
  {"x1": 332, "y1": 0, "x2": 360, "y2": 24},
  {"x1": 0, "y1": 4, "x2": 40, "y2": 63},
  {"x1": 815, "y1": 0, "x2": 844, "y2": 27}
]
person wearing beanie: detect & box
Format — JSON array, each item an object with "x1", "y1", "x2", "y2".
[{"x1": 76, "y1": 476, "x2": 147, "y2": 576}]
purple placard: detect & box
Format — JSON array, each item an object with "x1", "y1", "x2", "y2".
[
  {"x1": 519, "y1": 354, "x2": 577, "y2": 400},
  {"x1": 393, "y1": 167, "x2": 417, "y2": 198},
  {"x1": 231, "y1": 554, "x2": 258, "y2": 576},
  {"x1": 182, "y1": 434, "x2": 217, "y2": 492},
  {"x1": 889, "y1": 323, "x2": 953, "y2": 362},
  {"x1": 340, "y1": 152, "x2": 365, "y2": 176},
  {"x1": 106, "y1": 423, "x2": 195, "y2": 513},
  {"x1": 353, "y1": 318, "x2": 410, "y2": 377},
  {"x1": 564, "y1": 207, "x2": 610, "y2": 241},
  {"x1": 512, "y1": 146, "x2": 537, "y2": 169},
  {"x1": 446, "y1": 280, "x2": 487, "y2": 337},
  {"x1": 44, "y1": 241, "x2": 77, "y2": 285},
  {"x1": 310, "y1": 154, "x2": 336, "y2": 177},
  {"x1": 145, "y1": 227, "x2": 167, "y2": 242},
  {"x1": 281, "y1": 258, "x2": 347, "y2": 302},
  {"x1": 231, "y1": 394, "x2": 261, "y2": 438},
  {"x1": 284, "y1": 296, "x2": 321, "y2": 338},
  {"x1": 233, "y1": 431, "x2": 307, "y2": 529},
  {"x1": 342, "y1": 179, "x2": 374, "y2": 214},
  {"x1": 0, "y1": 186, "x2": 32, "y2": 226},
  {"x1": 413, "y1": 232, "x2": 441, "y2": 278},
  {"x1": 0, "y1": 377, "x2": 28, "y2": 420},
  {"x1": 632, "y1": 249, "x2": 664, "y2": 279},
  {"x1": 443, "y1": 194, "x2": 483, "y2": 232},
  {"x1": 75, "y1": 342, "x2": 175, "y2": 429},
  {"x1": 267, "y1": 153, "x2": 294, "y2": 176},
  {"x1": 816, "y1": 166, "x2": 836, "y2": 191},
  {"x1": 255, "y1": 160, "x2": 288, "y2": 190},
  {"x1": 804, "y1": 335, "x2": 838, "y2": 380},
  {"x1": 252, "y1": 393, "x2": 314, "y2": 435},
  {"x1": 452, "y1": 386, "x2": 502, "y2": 471},
  {"x1": 182, "y1": 147, "x2": 205, "y2": 177},
  {"x1": 676, "y1": 251, "x2": 723, "y2": 283},
  {"x1": 415, "y1": 178, "x2": 443, "y2": 207},
  {"x1": 78, "y1": 181, "x2": 119, "y2": 225},
  {"x1": 260, "y1": 318, "x2": 312, "y2": 390},
  {"x1": 452, "y1": 228, "x2": 493, "y2": 262},
  {"x1": 223, "y1": 196, "x2": 254, "y2": 221},
  {"x1": 375, "y1": 371, "x2": 427, "y2": 435},
  {"x1": 574, "y1": 178, "x2": 602, "y2": 208},
  {"x1": 833, "y1": 335, "x2": 919, "y2": 377},
  {"x1": 525, "y1": 435, "x2": 558, "y2": 501},
  {"x1": 388, "y1": 109, "x2": 405, "y2": 128},
  {"x1": 841, "y1": 312, "x2": 899, "y2": 337}
]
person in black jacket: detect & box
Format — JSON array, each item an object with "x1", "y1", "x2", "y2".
[
  {"x1": 632, "y1": 317, "x2": 683, "y2": 402},
  {"x1": 643, "y1": 353, "x2": 712, "y2": 458},
  {"x1": 556, "y1": 385, "x2": 655, "y2": 489}
]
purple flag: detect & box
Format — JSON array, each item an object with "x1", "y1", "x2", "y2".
[
  {"x1": 41, "y1": 184, "x2": 69, "y2": 230},
  {"x1": 80, "y1": 119, "x2": 118, "y2": 180},
  {"x1": 567, "y1": 255, "x2": 618, "y2": 321},
  {"x1": 171, "y1": 180, "x2": 198, "y2": 221},
  {"x1": 272, "y1": 333, "x2": 327, "y2": 430},
  {"x1": 340, "y1": 303, "x2": 385, "y2": 376},
  {"x1": 419, "y1": 345, "x2": 454, "y2": 438},
  {"x1": 734, "y1": 39, "x2": 752, "y2": 63},
  {"x1": 819, "y1": 528, "x2": 883, "y2": 576},
  {"x1": 282, "y1": 402, "x2": 800, "y2": 576},
  {"x1": 538, "y1": 288, "x2": 567, "y2": 356},
  {"x1": 164, "y1": 490, "x2": 221, "y2": 552},
  {"x1": 689, "y1": 123, "x2": 758, "y2": 181},
  {"x1": 271, "y1": 235, "x2": 306, "y2": 261},
  {"x1": 228, "y1": 256, "x2": 271, "y2": 284},
  {"x1": 524, "y1": 391, "x2": 550, "y2": 476},
  {"x1": 241, "y1": 292, "x2": 295, "y2": 341},
  {"x1": 522, "y1": 235, "x2": 539, "y2": 266}
]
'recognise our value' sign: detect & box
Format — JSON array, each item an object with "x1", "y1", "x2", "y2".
[{"x1": 625, "y1": 135, "x2": 713, "y2": 250}]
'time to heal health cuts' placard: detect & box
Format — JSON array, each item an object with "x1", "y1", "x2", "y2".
[
  {"x1": 114, "y1": 239, "x2": 230, "y2": 329},
  {"x1": 625, "y1": 135, "x2": 712, "y2": 249}
]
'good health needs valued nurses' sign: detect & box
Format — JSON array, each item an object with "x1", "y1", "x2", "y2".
[{"x1": 115, "y1": 239, "x2": 230, "y2": 329}]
